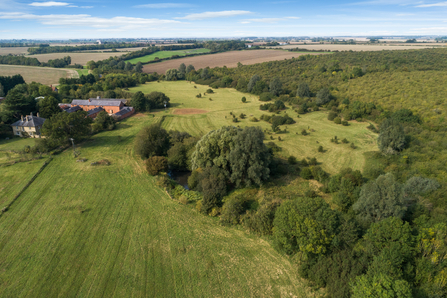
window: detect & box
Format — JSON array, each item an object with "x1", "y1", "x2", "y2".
[{"x1": 16, "y1": 131, "x2": 20, "y2": 135}]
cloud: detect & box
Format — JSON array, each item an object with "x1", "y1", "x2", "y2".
[
  {"x1": 29, "y1": 1, "x2": 70, "y2": 6},
  {"x1": 176, "y1": 10, "x2": 252, "y2": 20},
  {"x1": 0, "y1": 12, "x2": 181, "y2": 29},
  {"x1": 349, "y1": 0, "x2": 419, "y2": 5},
  {"x1": 241, "y1": 16, "x2": 300, "y2": 24},
  {"x1": 416, "y1": 1, "x2": 447, "y2": 7},
  {"x1": 134, "y1": 3, "x2": 194, "y2": 8}
]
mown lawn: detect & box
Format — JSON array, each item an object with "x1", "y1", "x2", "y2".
[
  {"x1": 0, "y1": 115, "x2": 318, "y2": 297},
  {"x1": 126, "y1": 48, "x2": 211, "y2": 64},
  {"x1": 130, "y1": 81, "x2": 378, "y2": 174}
]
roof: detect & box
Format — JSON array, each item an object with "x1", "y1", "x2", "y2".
[
  {"x1": 87, "y1": 107, "x2": 104, "y2": 116},
  {"x1": 65, "y1": 106, "x2": 83, "y2": 113},
  {"x1": 71, "y1": 99, "x2": 124, "y2": 107},
  {"x1": 114, "y1": 107, "x2": 134, "y2": 117},
  {"x1": 11, "y1": 114, "x2": 45, "y2": 128}
]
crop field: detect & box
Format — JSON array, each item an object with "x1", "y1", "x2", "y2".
[
  {"x1": 130, "y1": 81, "x2": 377, "y2": 174},
  {"x1": 0, "y1": 47, "x2": 29, "y2": 55},
  {"x1": 28, "y1": 52, "x2": 127, "y2": 65},
  {"x1": 143, "y1": 50, "x2": 322, "y2": 74},
  {"x1": 0, "y1": 65, "x2": 77, "y2": 85},
  {"x1": 0, "y1": 115, "x2": 319, "y2": 298},
  {"x1": 273, "y1": 43, "x2": 446, "y2": 51},
  {"x1": 126, "y1": 48, "x2": 211, "y2": 64}
]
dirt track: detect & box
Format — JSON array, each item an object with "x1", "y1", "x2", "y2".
[{"x1": 143, "y1": 50, "x2": 318, "y2": 74}]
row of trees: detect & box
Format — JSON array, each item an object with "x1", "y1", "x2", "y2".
[{"x1": 27, "y1": 42, "x2": 150, "y2": 54}]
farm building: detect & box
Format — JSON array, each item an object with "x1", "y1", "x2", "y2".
[
  {"x1": 60, "y1": 98, "x2": 134, "y2": 120},
  {"x1": 11, "y1": 113, "x2": 45, "y2": 138}
]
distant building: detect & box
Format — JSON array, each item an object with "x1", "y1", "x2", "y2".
[
  {"x1": 62, "y1": 97, "x2": 134, "y2": 120},
  {"x1": 0, "y1": 97, "x2": 5, "y2": 104},
  {"x1": 11, "y1": 113, "x2": 45, "y2": 138}
]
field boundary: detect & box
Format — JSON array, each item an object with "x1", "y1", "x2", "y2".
[{"x1": 0, "y1": 157, "x2": 52, "y2": 216}]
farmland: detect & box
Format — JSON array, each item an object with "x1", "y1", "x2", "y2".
[
  {"x1": 126, "y1": 48, "x2": 211, "y2": 64},
  {"x1": 130, "y1": 81, "x2": 377, "y2": 174},
  {"x1": 0, "y1": 65, "x2": 78, "y2": 85},
  {"x1": 29, "y1": 52, "x2": 126, "y2": 65},
  {"x1": 0, "y1": 114, "x2": 318, "y2": 298},
  {"x1": 273, "y1": 43, "x2": 446, "y2": 51},
  {"x1": 142, "y1": 50, "x2": 323, "y2": 74}
]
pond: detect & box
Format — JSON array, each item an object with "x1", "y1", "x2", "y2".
[{"x1": 168, "y1": 170, "x2": 191, "y2": 190}]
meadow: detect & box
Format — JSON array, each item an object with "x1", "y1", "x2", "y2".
[
  {"x1": 0, "y1": 65, "x2": 78, "y2": 85},
  {"x1": 142, "y1": 50, "x2": 322, "y2": 74},
  {"x1": 126, "y1": 48, "x2": 211, "y2": 64},
  {"x1": 130, "y1": 81, "x2": 377, "y2": 174},
  {"x1": 0, "y1": 114, "x2": 319, "y2": 298}
]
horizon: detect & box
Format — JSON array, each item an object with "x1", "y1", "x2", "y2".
[{"x1": 1, "y1": 0, "x2": 447, "y2": 39}]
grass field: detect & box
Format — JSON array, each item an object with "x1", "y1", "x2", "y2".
[
  {"x1": 0, "y1": 65, "x2": 77, "y2": 85},
  {"x1": 0, "y1": 114, "x2": 320, "y2": 297},
  {"x1": 142, "y1": 50, "x2": 323, "y2": 74},
  {"x1": 126, "y1": 48, "x2": 211, "y2": 64},
  {"x1": 130, "y1": 81, "x2": 377, "y2": 174},
  {"x1": 76, "y1": 68, "x2": 89, "y2": 76}
]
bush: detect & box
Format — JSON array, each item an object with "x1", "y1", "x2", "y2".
[
  {"x1": 301, "y1": 129, "x2": 308, "y2": 135},
  {"x1": 220, "y1": 197, "x2": 245, "y2": 225},
  {"x1": 134, "y1": 124, "x2": 170, "y2": 159},
  {"x1": 196, "y1": 93, "x2": 201, "y2": 98},
  {"x1": 206, "y1": 88, "x2": 214, "y2": 93},
  {"x1": 241, "y1": 96, "x2": 246, "y2": 103},
  {"x1": 243, "y1": 202, "x2": 279, "y2": 235},
  {"x1": 301, "y1": 167, "x2": 313, "y2": 179},
  {"x1": 146, "y1": 156, "x2": 168, "y2": 175},
  {"x1": 232, "y1": 117, "x2": 238, "y2": 123},
  {"x1": 342, "y1": 138, "x2": 349, "y2": 144},
  {"x1": 309, "y1": 157, "x2": 317, "y2": 165},
  {"x1": 249, "y1": 117, "x2": 258, "y2": 122},
  {"x1": 259, "y1": 92, "x2": 272, "y2": 102},
  {"x1": 318, "y1": 146, "x2": 324, "y2": 152},
  {"x1": 288, "y1": 156, "x2": 297, "y2": 164},
  {"x1": 239, "y1": 113, "x2": 246, "y2": 119},
  {"x1": 334, "y1": 117, "x2": 342, "y2": 124},
  {"x1": 342, "y1": 120, "x2": 349, "y2": 126}
]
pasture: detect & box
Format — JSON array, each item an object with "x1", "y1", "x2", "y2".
[
  {"x1": 0, "y1": 115, "x2": 318, "y2": 298},
  {"x1": 126, "y1": 48, "x2": 211, "y2": 64},
  {"x1": 0, "y1": 65, "x2": 77, "y2": 85},
  {"x1": 142, "y1": 50, "x2": 323, "y2": 74},
  {"x1": 130, "y1": 81, "x2": 377, "y2": 174}
]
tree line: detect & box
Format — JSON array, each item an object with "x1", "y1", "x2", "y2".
[{"x1": 27, "y1": 42, "x2": 151, "y2": 54}]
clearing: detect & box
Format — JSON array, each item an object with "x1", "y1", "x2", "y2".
[
  {"x1": 143, "y1": 50, "x2": 322, "y2": 74},
  {"x1": 0, "y1": 65, "x2": 78, "y2": 85},
  {"x1": 126, "y1": 48, "x2": 211, "y2": 64},
  {"x1": 0, "y1": 115, "x2": 317, "y2": 298},
  {"x1": 130, "y1": 81, "x2": 377, "y2": 174}
]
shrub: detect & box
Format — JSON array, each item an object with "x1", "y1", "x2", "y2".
[
  {"x1": 241, "y1": 96, "x2": 246, "y2": 103},
  {"x1": 342, "y1": 138, "x2": 349, "y2": 144},
  {"x1": 318, "y1": 146, "x2": 324, "y2": 152},
  {"x1": 206, "y1": 88, "x2": 214, "y2": 93},
  {"x1": 249, "y1": 117, "x2": 259, "y2": 122},
  {"x1": 243, "y1": 202, "x2": 279, "y2": 235},
  {"x1": 146, "y1": 156, "x2": 168, "y2": 175},
  {"x1": 301, "y1": 158, "x2": 308, "y2": 167},
  {"x1": 309, "y1": 157, "x2": 317, "y2": 165},
  {"x1": 301, "y1": 167, "x2": 313, "y2": 179},
  {"x1": 196, "y1": 93, "x2": 201, "y2": 98},
  {"x1": 288, "y1": 156, "x2": 297, "y2": 164},
  {"x1": 350, "y1": 143, "x2": 357, "y2": 149},
  {"x1": 134, "y1": 124, "x2": 170, "y2": 159},
  {"x1": 342, "y1": 120, "x2": 349, "y2": 126},
  {"x1": 334, "y1": 117, "x2": 342, "y2": 124},
  {"x1": 301, "y1": 129, "x2": 308, "y2": 135},
  {"x1": 232, "y1": 117, "x2": 238, "y2": 123},
  {"x1": 239, "y1": 113, "x2": 246, "y2": 119},
  {"x1": 259, "y1": 92, "x2": 272, "y2": 102},
  {"x1": 220, "y1": 197, "x2": 244, "y2": 225}
]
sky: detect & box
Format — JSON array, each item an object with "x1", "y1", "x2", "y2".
[{"x1": 0, "y1": 0, "x2": 447, "y2": 39}]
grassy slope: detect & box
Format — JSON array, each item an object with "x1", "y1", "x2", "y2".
[
  {"x1": 0, "y1": 115, "x2": 317, "y2": 298},
  {"x1": 130, "y1": 81, "x2": 377, "y2": 174},
  {"x1": 126, "y1": 48, "x2": 211, "y2": 64},
  {"x1": 76, "y1": 69, "x2": 89, "y2": 76}
]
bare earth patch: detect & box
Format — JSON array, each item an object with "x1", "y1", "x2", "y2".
[
  {"x1": 143, "y1": 50, "x2": 319, "y2": 74},
  {"x1": 173, "y1": 108, "x2": 207, "y2": 115}
]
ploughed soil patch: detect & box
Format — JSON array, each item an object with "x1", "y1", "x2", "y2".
[{"x1": 173, "y1": 109, "x2": 207, "y2": 115}]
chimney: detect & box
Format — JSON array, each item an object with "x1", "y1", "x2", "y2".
[
  {"x1": 30, "y1": 112, "x2": 33, "y2": 116},
  {"x1": 97, "y1": 96, "x2": 100, "y2": 99},
  {"x1": 21, "y1": 115, "x2": 23, "y2": 121},
  {"x1": 37, "y1": 112, "x2": 40, "y2": 118},
  {"x1": 88, "y1": 99, "x2": 91, "y2": 102}
]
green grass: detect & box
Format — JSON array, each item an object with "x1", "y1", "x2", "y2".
[
  {"x1": 0, "y1": 137, "x2": 37, "y2": 163},
  {"x1": 76, "y1": 69, "x2": 89, "y2": 76},
  {"x1": 130, "y1": 81, "x2": 378, "y2": 174},
  {"x1": 126, "y1": 48, "x2": 211, "y2": 64},
  {"x1": 0, "y1": 115, "x2": 319, "y2": 297}
]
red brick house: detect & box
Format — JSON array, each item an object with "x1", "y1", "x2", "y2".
[{"x1": 71, "y1": 98, "x2": 125, "y2": 115}]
